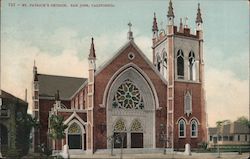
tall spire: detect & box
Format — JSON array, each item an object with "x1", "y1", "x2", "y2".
[
  {"x1": 196, "y1": 3, "x2": 203, "y2": 24},
  {"x1": 33, "y1": 60, "x2": 38, "y2": 81},
  {"x1": 167, "y1": 0, "x2": 174, "y2": 18},
  {"x1": 88, "y1": 37, "x2": 96, "y2": 60},
  {"x1": 127, "y1": 21, "x2": 134, "y2": 40},
  {"x1": 152, "y1": 12, "x2": 158, "y2": 32}
]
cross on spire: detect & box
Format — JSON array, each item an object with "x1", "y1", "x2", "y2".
[
  {"x1": 128, "y1": 21, "x2": 132, "y2": 32},
  {"x1": 127, "y1": 21, "x2": 134, "y2": 40}
]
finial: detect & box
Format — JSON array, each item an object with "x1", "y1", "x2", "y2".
[
  {"x1": 89, "y1": 37, "x2": 96, "y2": 59},
  {"x1": 167, "y1": 0, "x2": 175, "y2": 18},
  {"x1": 55, "y1": 90, "x2": 60, "y2": 101},
  {"x1": 152, "y1": 12, "x2": 158, "y2": 32},
  {"x1": 196, "y1": 3, "x2": 203, "y2": 23},
  {"x1": 127, "y1": 21, "x2": 134, "y2": 40},
  {"x1": 184, "y1": 17, "x2": 188, "y2": 28},
  {"x1": 180, "y1": 18, "x2": 183, "y2": 25}
]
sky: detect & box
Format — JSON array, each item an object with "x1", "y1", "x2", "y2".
[{"x1": 1, "y1": 0, "x2": 249, "y2": 127}]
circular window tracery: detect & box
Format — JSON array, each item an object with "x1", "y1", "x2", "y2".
[{"x1": 112, "y1": 79, "x2": 144, "y2": 110}]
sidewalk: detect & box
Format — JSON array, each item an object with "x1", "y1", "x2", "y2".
[{"x1": 70, "y1": 152, "x2": 250, "y2": 159}]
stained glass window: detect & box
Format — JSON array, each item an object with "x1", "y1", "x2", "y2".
[
  {"x1": 68, "y1": 123, "x2": 81, "y2": 134},
  {"x1": 131, "y1": 119, "x2": 143, "y2": 132},
  {"x1": 114, "y1": 119, "x2": 126, "y2": 132},
  {"x1": 179, "y1": 119, "x2": 186, "y2": 137},
  {"x1": 112, "y1": 79, "x2": 144, "y2": 109},
  {"x1": 191, "y1": 120, "x2": 198, "y2": 137}
]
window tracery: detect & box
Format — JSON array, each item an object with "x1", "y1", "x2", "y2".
[
  {"x1": 130, "y1": 119, "x2": 143, "y2": 132},
  {"x1": 68, "y1": 122, "x2": 81, "y2": 134},
  {"x1": 114, "y1": 119, "x2": 126, "y2": 132},
  {"x1": 112, "y1": 79, "x2": 144, "y2": 110}
]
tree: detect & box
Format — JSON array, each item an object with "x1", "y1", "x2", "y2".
[
  {"x1": 49, "y1": 114, "x2": 68, "y2": 158},
  {"x1": 236, "y1": 116, "x2": 250, "y2": 127},
  {"x1": 16, "y1": 113, "x2": 39, "y2": 157},
  {"x1": 215, "y1": 120, "x2": 230, "y2": 158}
]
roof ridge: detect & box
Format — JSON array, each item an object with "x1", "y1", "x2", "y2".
[{"x1": 38, "y1": 73, "x2": 86, "y2": 79}]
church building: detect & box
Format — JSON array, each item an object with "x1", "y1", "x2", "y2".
[{"x1": 32, "y1": 0, "x2": 207, "y2": 154}]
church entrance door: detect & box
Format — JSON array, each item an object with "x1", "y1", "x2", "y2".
[
  {"x1": 68, "y1": 134, "x2": 82, "y2": 149},
  {"x1": 131, "y1": 133, "x2": 143, "y2": 148}
]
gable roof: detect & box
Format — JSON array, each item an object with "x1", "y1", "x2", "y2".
[
  {"x1": 95, "y1": 40, "x2": 167, "y2": 85},
  {"x1": 38, "y1": 74, "x2": 86, "y2": 100},
  {"x1": 0, "y1": 90, "x2": 27, "y2": 105},
  {"x1": 208, "y1": 121, "x2": 249, "y2": 135}
]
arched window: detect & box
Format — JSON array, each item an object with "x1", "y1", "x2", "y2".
[
  {"x1": 112, "y1": 79, "x2": 144, "y2": 110},
  {"x1": 190, "y1": 120, "x2": 198, "y2": 137},
  {"x1": 184, "y1": 91, "x2": 192, "y2": 117},
  {"x1": 130, "y1": 119, "x2": 143, "y2": 148},
  {"x1": 68, "y1": 122, "x2": 82, "y2": 149},
  {"x1": 178, "y1": 119, "x2": 186, "y2": 138},
  {"x1": 189, "y1": 51, "x2": 195, "y2": 81},
  {"x1": 162, "y1": 51, "x2": 167, "y2": 77},
  {"x1": 113, "y1": 119, "x2": 127, "y2": 148},
  {"x1": 177, "y1": 50, "x2": 184, "y2": 79},
  {"x1": 157, "y1": 53, "x2": 161, "y2": 72}
]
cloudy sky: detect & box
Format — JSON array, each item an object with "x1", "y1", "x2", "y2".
[{"x1": 1, "y1": 0, "x2": 249, "y2": 127}]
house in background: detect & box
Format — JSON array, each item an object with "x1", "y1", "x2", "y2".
[
  {"x1": 208, "y1": 122, "x2": 250, "y2": 150},
  {"x1": 0, "y1": 90, "x2": 28, "y2": 157}
]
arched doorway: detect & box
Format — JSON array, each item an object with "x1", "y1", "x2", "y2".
[
  {"x1": 113, "y1": 119, "x2": 127, "y2": 149},
  {"x1": 67, "y1": 122, "x2": 83, "y2": 149},
  {"x1": 0, "y1": 124, "x2": 8, "y2": 146},
  {"x1": 106, "y1": 66, "x2": 156, "y2": 149}
]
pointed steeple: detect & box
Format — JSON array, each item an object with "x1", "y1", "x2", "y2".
[
  {"x1": 33, "y1": 60, "x2": 38, "y2": 81},
  {"x1": 127, "y1": 22, "x2": 134, "y2": 40},
  {"x1": 196, "y1": 3, "x2": 203, "y2": 24},
  {"x1": 152, "y1": 12, "x2": 158, "y2": 32},
  {"x1": 88, "y1": 37, "x2": 96, "y2": 60},
  {"x1": 167, "y1": 0, "x2": 175, "y2": 18}
]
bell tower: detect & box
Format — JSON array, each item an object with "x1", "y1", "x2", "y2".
[{"x1": 152, "y1": 0, "x2": 207, "y2": 149}]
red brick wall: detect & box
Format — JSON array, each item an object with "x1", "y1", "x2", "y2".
[
  {"x1": 94, "y1": 43, "x2": 168, "y2": 150},
  {"x1": 173, "y1": 81, "x2": 207, "y2": 149},
  {"x1": 39, "y1": 99, "x2": 70, "y2": 146}
]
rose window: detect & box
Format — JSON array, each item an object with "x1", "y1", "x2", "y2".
[{"x1": 112, "y1": 79, "x2": 144, "y2": 109}]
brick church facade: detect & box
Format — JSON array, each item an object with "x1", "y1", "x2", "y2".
[{"x1": 32, "y1": 0, "x2": 207, "y2": 154}]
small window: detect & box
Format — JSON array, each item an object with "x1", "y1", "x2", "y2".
[
  {"x1": 191, "y1": 120, "x2": 198, "y2": 137},
  {"x1": 210, "y1": 136, "x2": 212, "y2": 141},
  {"x1": 184, "y1": 91, "x2": 192, "y2": 117},
  {"x1": 238, "y1": 135, "x2": 240, "y2": 141},
  {"x1": 188, "y1": 51, "x2": 195, "y2": 81},
  {"x1": 245, "y1": 135, "x2": 248, "y2": 141},
  {"x1": 177, "y1": 50, "x2": 184, "y2": 79},
  {"x1": 178, "y1": 119, "x2": 186, "y2": 138},
  {"x1": 157, "y1": 54, "x2": 161, "y2": 71},
  {"x1": 229, "y1": 136, "x2": 233, "y2": 141}
]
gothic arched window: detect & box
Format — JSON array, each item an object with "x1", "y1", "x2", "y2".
[
  {"x1": 189, "y1": 51, "x2": 195, "y2": 81},
  {"x1": 177, "y1": 50, "x2": 184, "y2": 79},
  {"x1": 190, "y1": 120, "x2": 198, "y2": 137},
  {"x1": 157, "y1": 53, "x2": 161, "y2": 72},
  {"x1": 162, "y1": 51, "x2": 167, "y2": 77},
  {"x1": 112, "y1": 79, "x2": 144, "y2": 110},
  {"x1": 184, "y1": 91, "x2": 192, "y2": 117},
  {"x1": 178, "y1": 119, "x2": 186, "y2": 138}
]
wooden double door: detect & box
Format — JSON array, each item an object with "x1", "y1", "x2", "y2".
[{"x1": 114, "y1": 132, "x2": 143, "y2": 148}]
